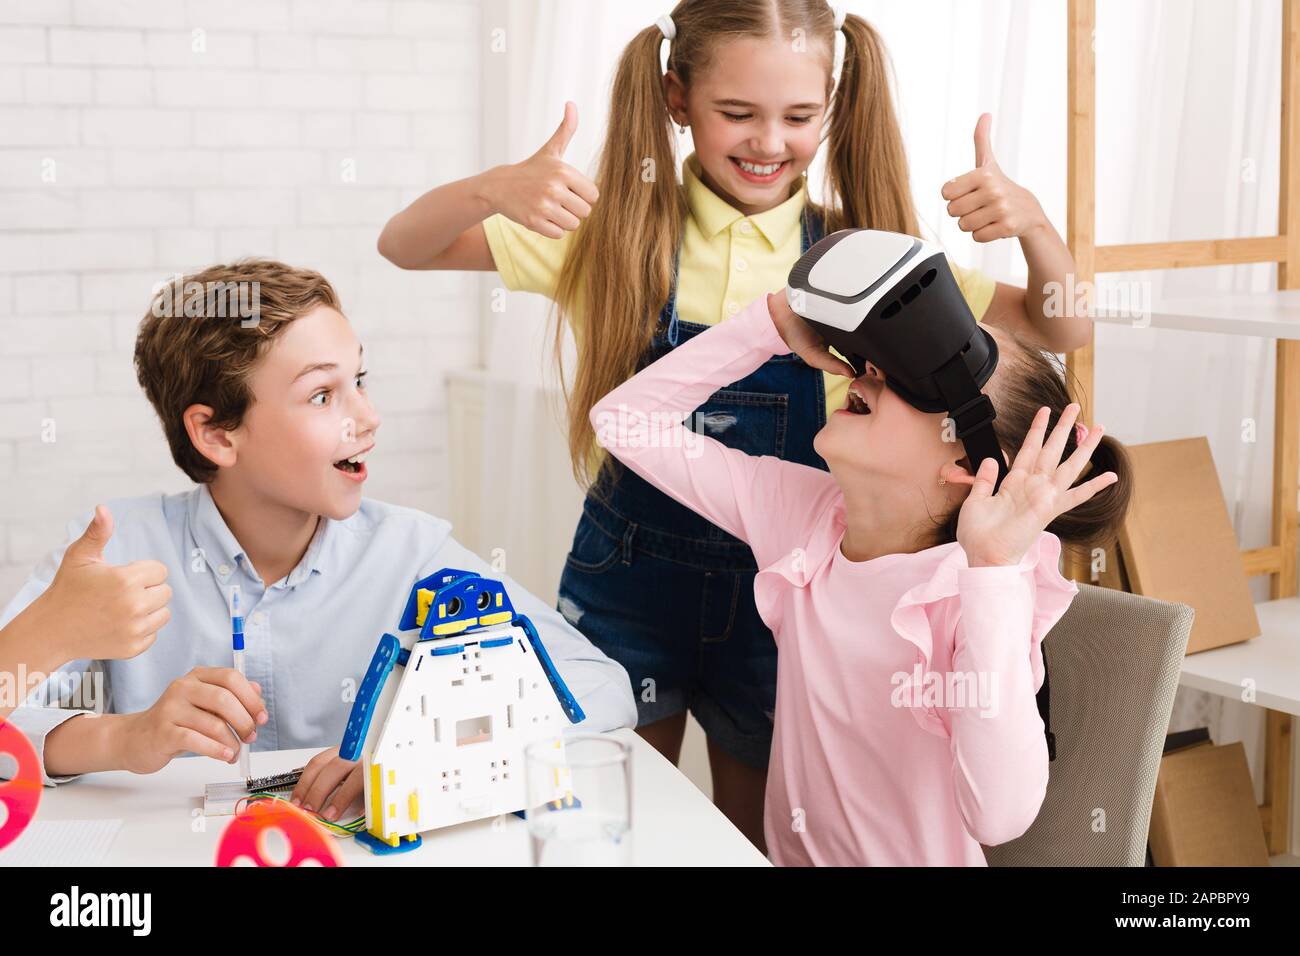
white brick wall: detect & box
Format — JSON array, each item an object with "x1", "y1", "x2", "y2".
[{"x1": 0, "y1": 0, "x2": 482, "y2": 597}]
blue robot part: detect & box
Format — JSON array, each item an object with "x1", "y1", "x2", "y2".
[
  {"x1": 397, "y1": 567, "x2": 518, "y2": 640},
  {"x1": 517, "y1": 614, "x2": 585, "y2": 724},
  {"x1": 355, "y1": 830, "x2": 423, "y2": 855},
  {"x1": 340, "y1": 632, "x2": 401, "y2": 762}
]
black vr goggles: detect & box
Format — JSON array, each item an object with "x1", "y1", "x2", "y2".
[{"x1": 786, "y1": 228, "x2": 1009, "y2": 492}]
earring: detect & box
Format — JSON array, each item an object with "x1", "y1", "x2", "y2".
[
  {"x1": 938, "y1": 476, "x2": 947, "y2": 486},
  {"x1": 679, "y1": 123, "x2": 687, "y2": 134}
]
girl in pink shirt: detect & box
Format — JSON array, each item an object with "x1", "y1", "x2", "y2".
[{"x1": 591, "y1": 289, "x2": 1132, "y2": 866}]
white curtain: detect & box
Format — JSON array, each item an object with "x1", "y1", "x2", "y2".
[
  {"x1": 1089, "y1": 0, "x2": 1282, "y2": 808},
  {"x1": 469, "y1": 1, "x2": 702, "y2": 600},
  {"x1": 468, "y1": 0, "x2": 1287, "y2": 816},
  {"x1": 468, "y1": 1, "x2": 608, "y2": 598}
]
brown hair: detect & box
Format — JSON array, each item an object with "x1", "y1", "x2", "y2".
[
  {"x1": 134, "y1": 259, "x2": 341, "y2": 483},
  {"x1": 553, "y1": 0, "x2": 918, "y2": 487},
  {"x1": 927, "y1": 335, "x2": 1133, "y2": 558}
]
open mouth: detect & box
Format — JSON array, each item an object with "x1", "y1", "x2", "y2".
[
  {"x1": 844, "y1": 379, "x2": 872, "y2": 415},
  {"x1": 729, "y1": 156, "x2": 789, "y2": 183},
  {"x1": 333, "y1": 447, "x2": 372, "y2": 478}
]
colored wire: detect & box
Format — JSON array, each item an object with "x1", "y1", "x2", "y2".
[{"x1": 236, "y1": 792, "x2": 366, "y2": 837}]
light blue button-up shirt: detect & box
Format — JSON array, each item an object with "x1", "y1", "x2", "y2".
[{"x1": 1, "y1": 483, "x2": 636, "y2": 785}]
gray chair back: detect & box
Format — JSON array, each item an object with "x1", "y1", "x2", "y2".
[{"x1": 985, "y1": 583, "x2": 1193, "y2": 866}]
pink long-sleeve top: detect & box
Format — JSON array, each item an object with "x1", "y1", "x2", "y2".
[{"x1": 590, "y1": 294, "x2": 1078, "y2": 866}]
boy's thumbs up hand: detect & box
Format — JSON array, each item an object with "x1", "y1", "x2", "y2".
[
  {"x1": 63, "y1": 503, "x2": 114, "y2": 564},
  {"x1": 41, "y1": 505, "x2": 172, "y2": 664},
  {"x1": 940, "y1": 112, "x2": 1046, "y2": 243},
  {"x1": 484, "y1": 100, "x2": 600, "y2": 240}
]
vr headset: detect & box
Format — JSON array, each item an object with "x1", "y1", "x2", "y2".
[{"x1": 786, "y1": 229, "x2": 1009, "y2": 493}]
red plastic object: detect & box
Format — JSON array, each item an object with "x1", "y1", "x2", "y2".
[
  {"x1": 0, "y1": 720, "x2": 42, "y2": 851},
  {"x1": 215, "y1": 798, "x2": 343, "y2": 867}
]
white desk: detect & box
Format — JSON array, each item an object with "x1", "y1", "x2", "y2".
[
  {"x1": 1178, "y1": 598, "x2": 1300, "y2": 717},
  {"x1": 4, "y1": 728, "x2": 768, "y2": 867}
]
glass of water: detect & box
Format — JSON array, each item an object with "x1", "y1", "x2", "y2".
[{"x1": 524, "y1": 733, "x2": 632, "y2": 866}]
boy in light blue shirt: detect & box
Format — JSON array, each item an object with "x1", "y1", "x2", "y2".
[{"x1": 1, "y1": 259, "x2": 635, "y2": 820}]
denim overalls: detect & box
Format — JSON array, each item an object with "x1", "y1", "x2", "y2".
[{"x1": 555, "y1": 208, "x2": 829, "y2": 770}]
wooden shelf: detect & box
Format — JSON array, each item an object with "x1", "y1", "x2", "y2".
[{"x1": 1095, "y1": 289, "x2": 1300, "y2": 340}]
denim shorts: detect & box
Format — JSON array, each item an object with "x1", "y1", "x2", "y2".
[{"x1": 557, "y1": 491, "x2": 781, "y2": 770}]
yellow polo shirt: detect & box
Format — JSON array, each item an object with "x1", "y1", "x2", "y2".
[{"x1": 482, "y1": 152, "x2": 996, "y2": 423}]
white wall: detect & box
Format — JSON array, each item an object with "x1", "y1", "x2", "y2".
[{"x1": 0, "y1": 0, "x2": 482, "y2": 598}]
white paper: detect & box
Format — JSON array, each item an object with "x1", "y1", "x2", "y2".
[{"x1": 0, "y1": 818, "x2": 123, "y2": 866}]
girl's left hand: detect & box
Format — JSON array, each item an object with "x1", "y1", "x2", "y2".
[
  {"x1": 942, "y1": 402, "x2": 1118, "y2": 567},
  {"x1": 941, "y1": 113, "x2": 1048, "y2": 242}
]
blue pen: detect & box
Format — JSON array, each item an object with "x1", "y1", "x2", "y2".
[{"x1": 229, "y1": 585, "x2": 251, "y2": 781}]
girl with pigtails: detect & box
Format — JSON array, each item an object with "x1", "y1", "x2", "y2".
[{"x1": 379, "y1": 0, "x2": 1091, "y2": 855}]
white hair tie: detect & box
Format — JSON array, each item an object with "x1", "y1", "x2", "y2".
[
  {"x1": 655, "y1": 13, "x2": 676, "y2": 40},
  {"x1": 831, "y1": 3, "x2": 846, "y2": 30}
]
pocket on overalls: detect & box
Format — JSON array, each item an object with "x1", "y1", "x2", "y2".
[
  {"x1": 689, "y1": 388, "x2": 788, "y2": 459},
  {"x1": 563, "y1": 510, "x2": 624, "y2": 574}
]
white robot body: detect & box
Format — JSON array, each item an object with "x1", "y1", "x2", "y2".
[
  {"x1": 340, "y1": 569, "x2": 585, "y2": 854},
  {"x1": 359, "y1": 622, "x2": 567, "y2": 841}
]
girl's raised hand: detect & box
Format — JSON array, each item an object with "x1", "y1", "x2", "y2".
[
  {"x1": 487, "y1": 100, "x2": 600, "y2": 240},
  {"x1": 941, "y1": 113, "x2": 1047, "y2": 243},
  {"x1": 945, "y1": 402, "x2": 1118, "y2": 567},
  {"x1": 766, "y1": 290, "x2": 856, "y2": 378}
]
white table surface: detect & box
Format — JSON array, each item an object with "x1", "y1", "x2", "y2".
[
  {"x1": 3, "y1": 728, "x2": 769, "y2": 867},
  {"x1": 1177, "y1": 597, "x2": 1300, "y2": 717}
]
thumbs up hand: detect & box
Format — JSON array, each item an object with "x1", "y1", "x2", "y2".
[
  {"x1": 486, "y1": 101, "x2": 600, "y2": 240},
  {"x1": 940, "y1": 112, "x2": 1046, "y2": 243},
  {"x1": 41, "y1": 505, "x2": 172, "y2": 664}
]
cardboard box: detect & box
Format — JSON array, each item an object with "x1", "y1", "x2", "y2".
[
  {"x1": 1115, "y1": 437, "x2": 1260, "y2": 654},
  {"x1": 1148, "y1": 741, "x2": 1269, "y2": 866},
  {"x1": 1093, "y1": 536, "x2": 1129, "y2": 591}
]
